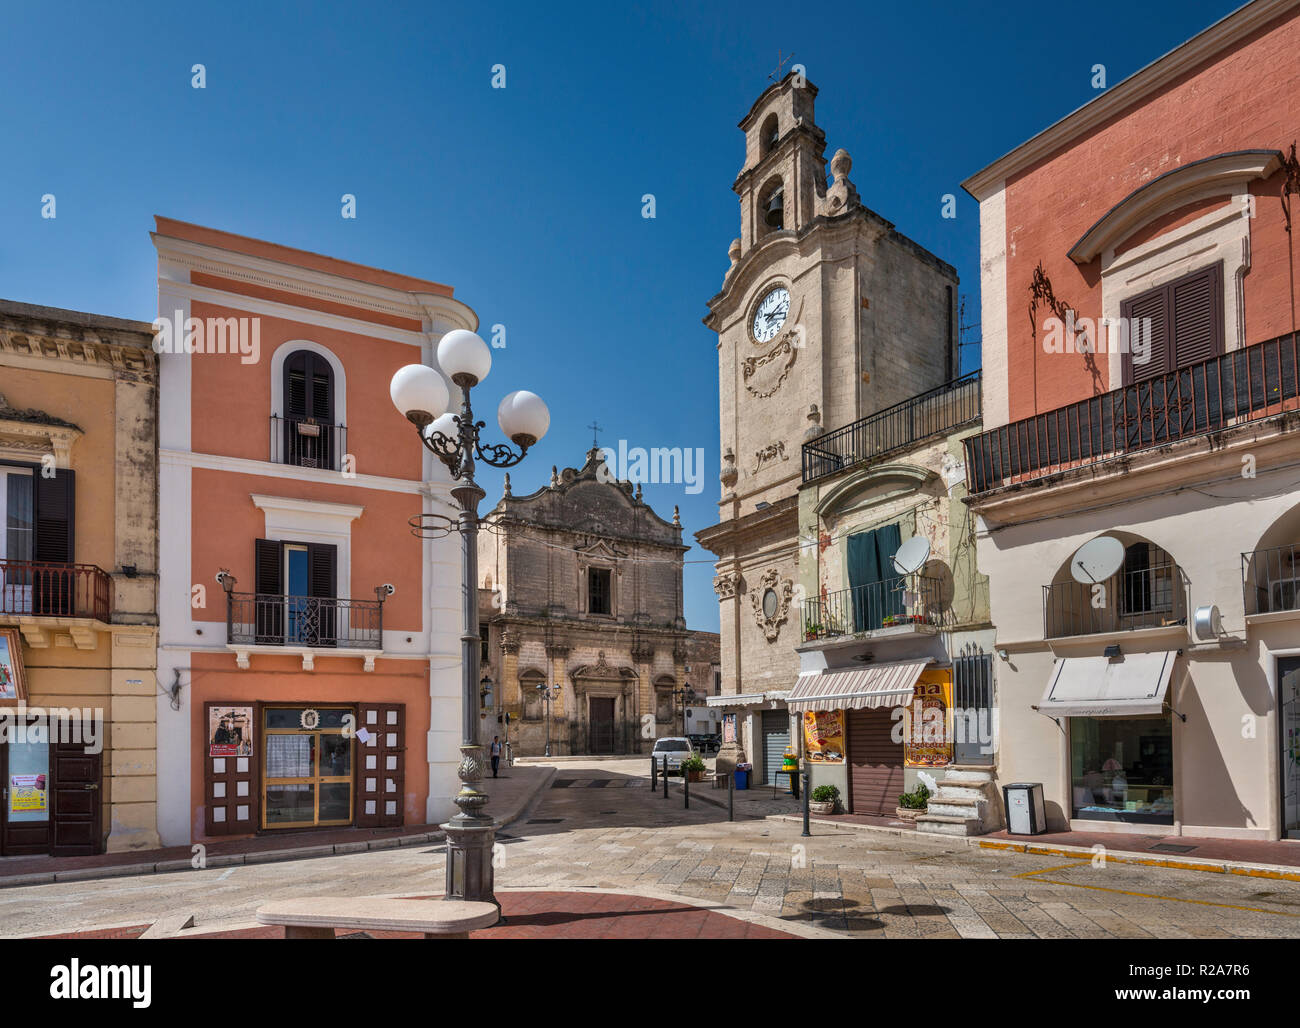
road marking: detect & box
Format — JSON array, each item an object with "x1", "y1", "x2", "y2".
[{"x1": 1015, "y1": 863, "x2": 1300, "y2": 918}]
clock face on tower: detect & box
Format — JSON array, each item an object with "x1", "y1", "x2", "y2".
[{"x1": 751, "y1": 286, "x2": 790, "y2": 343}]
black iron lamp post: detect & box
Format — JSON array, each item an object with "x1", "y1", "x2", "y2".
[
  {"x1": 536, "y1": 681, "x2": 560, "y2": 757},
  {"x1": 390, "y1": 330, "x2": 550, "y2": 910}
]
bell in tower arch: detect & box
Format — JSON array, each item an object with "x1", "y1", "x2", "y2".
[{"x1": 764, "y1": 186, "x2": 784, "y2": 229}]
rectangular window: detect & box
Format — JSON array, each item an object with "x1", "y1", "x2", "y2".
[
  {"x1": 1070, "y1": 717, "x2": 1173, "y2": 824},
  {"x1": 262, "y1": 706, "x2": 353, "y2": 829},
  {"x1": 1120, "y1": 262, "x2": 1224, "y2": 384},
  {"x1": 588, "y1": 567, "x2": 612, "y2": 615}
]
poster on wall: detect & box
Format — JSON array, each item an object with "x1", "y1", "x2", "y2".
[
  {"x1": 905, "y1": 668, "x2": 954, "y2": 768},
  {"x1": 9, "y1": 774, "x2": 46, "y2": 813},
  {"x1": 209, "y1": 706, "x2": 254, "y2": 756},
  {"x1": 802, "y1": 709, "x2": 845, "y2": 764},
  {"x1": 722, "y1": 712, "x2": 737, "y2": 745},
  {"x1": 0, "y1": 627, "x2": 27, "y2": 700}
]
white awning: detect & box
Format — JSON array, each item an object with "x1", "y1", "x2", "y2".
[
  {"x1": 1038, "y1": 651, "x2": 1178, "y2": 718},
  {"x1": 705, "y1": 691, "x2": 788, "y2": 710},
  {"x1": 786, "y1": 659, "x2": 929, "y2": 712}
]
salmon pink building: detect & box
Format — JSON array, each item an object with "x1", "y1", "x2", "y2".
[
  {"x1": 152, "y1": 218, "x2": 474, "y2": 845},
  {"x1": 964, "y1": 0, "x2": 1300, "y2": 840}
]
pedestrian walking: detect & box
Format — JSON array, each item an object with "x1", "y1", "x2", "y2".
[{"x1": 490, "y1": 735, "x2": 502, "y2": 778}]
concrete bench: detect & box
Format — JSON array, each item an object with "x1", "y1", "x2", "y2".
[{"x1": 256, "y1": 897, "x2": 499, "y2": 939}]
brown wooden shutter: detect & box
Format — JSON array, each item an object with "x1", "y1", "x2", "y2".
[
  {"x1": 1121, "y1": 288, "x2": 1170, "y2": 385},
  {"x1": 307, "y1": 543, "x2": 337, "y2": 645},
  {"x1": 254, "y1": 539, "x2": 283, "y2": 642},
  {"x1": 33, "y1": 468, "x2": 75, "y2": 563},
  {"x1": 355, "y1": 703, "x2": 405, "y2": 828},
  {"x1": 1171, "y1": 262, "x2": 1224, "y2": 366},
  {"x1": 203, "y1": 701, "x2": 260, "y2": 837}
]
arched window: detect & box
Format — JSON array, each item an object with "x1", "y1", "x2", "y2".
[
  {"x1": 761, "y1": 113, "x2": 779, "y2": 155},
  {"x1": 280, "y1": 350, "x2": 336, "y2": 469}
]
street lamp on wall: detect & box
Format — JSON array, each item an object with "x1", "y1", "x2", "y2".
[{"x1": 390, "y1": 329, "x2": 550, "y2": 912}]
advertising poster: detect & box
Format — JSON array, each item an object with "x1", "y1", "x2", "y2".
[
  {"x1": 905, "y1": 668, "x2": 954, "y2": 768},
  {"x1": 209, "y1": 706, "x2": 254, "y2": 756},
  {"x1": 722, "y1": 712, "x2": 737, "y2": 744},
  {"x1": 10, "y1": 774, "x2": 47, "y2": 813},
  {"x1": 802, "y1": 709, "x2": 845, "y2": 764},
  {"x1": 0, "y1": 628, "x2": 26, "y2": 700}
]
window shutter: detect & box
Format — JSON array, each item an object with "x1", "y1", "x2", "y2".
[
  {"x1": 283, "y1": 351, "x2": 333, "y2": 421},
  {"x1": 1171, "y1": 262, "x2": 1223, "y2": 366},
  {"x1": 285, "y1": 352, "x2": 309, "y2": 419},
  {"x1": 33, "y1": 468, "x2": 75, "y2": 563},
  {"x1": 1121, "y1": 288, "x2": 1171, "y2": 384},
  {"x1": 307, "y1": 543, "x2": 337, "y2": 647},
  {"x1": 253, "y1": 539, "x2": 283, "y2": 643}
]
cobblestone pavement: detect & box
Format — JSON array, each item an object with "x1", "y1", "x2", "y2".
[{"x1": 5, "y1": 763, "x2": 1300, "y2": 939}]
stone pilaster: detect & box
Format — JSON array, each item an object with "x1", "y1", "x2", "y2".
[{"x1": 106, "y1": 626, "x2": 161, "y2": 852}]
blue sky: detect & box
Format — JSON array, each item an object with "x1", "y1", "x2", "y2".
[{"x1": 0, "y1": 0, "x2": 1244, "y2": 631}]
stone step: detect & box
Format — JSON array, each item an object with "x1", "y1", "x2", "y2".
[
  {"x1": 936, "y1": 781, "x2": 993, "y2": 799},
  {"x1": 941, "y1": 767, "x2": 997, "y2": 784},
  {"x1": 915, "y1": 814, "x2": 983, "y2": 837},
  {"x1": 928, "y1": 798, "x2": 988, "y2": 820}
]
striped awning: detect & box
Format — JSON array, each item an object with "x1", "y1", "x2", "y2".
[
  {"x1": 704, "y1": 691, "x2": 789, "y2": 710},
  {"x1": 786, "y1": 659, "x2": 929, "y2": 712}
]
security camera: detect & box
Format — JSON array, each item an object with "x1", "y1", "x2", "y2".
[
  {"x1": 381, "y1": 583, "x2": 396, "y2": 596},
  {"x1": 215, "y1": 569, "x2": 235, "y2": 587}
]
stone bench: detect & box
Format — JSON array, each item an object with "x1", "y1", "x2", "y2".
[{"x1": 256, "y1": 897, "x2": 499, "y2": 939}]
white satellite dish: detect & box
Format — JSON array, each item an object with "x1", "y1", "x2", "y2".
[
  {"x1": 892, "y1": 536, "x2": 931, "y2": 575},
  {"x1": 1070, "y1": 536, "x2": 1125, "y2": 584}
]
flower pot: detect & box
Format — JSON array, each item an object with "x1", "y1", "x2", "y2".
[
  {"x1": 687, "y1": 769, "x2": 704, "y2": 783},
  {"x1": 895, "y1": 805, "x2": 926, "y2": 822},
  {"x1": 809, "y1": 800, "x2": 835, "y2": 815}
]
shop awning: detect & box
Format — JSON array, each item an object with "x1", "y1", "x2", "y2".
[
  {"x1": 785, "y1": 659, "x2": 929, "y2": 712},
  {"x1": 1037, "y1": 651, "x2": 1178, "y2": 718},
  {"x1": 704, "y1": 691, "x2": 788, "y2": 710}
]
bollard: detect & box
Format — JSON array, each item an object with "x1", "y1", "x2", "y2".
[
  {"x1": 650, "y1": 755, "x2": 657, "y2": 790},
  {"x1": 728, "y1": 771, "x2": 734, "y2": 822},
  {"x1": 801, "y1": 770, "x2": 811, "y2": 838},
  {"x1": 684, "y1": 768, "x2": 690, "y2": 809},
  {"x1": 663, "y1": 761, "x2": 669, "y2": 798}
]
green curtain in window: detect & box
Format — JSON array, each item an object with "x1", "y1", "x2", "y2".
[{"x1": 847, "y1": 524, "x2": 905, "y2": 631}]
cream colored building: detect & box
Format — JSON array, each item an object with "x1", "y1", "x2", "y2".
[
  {"x1": 0, "y1": 301, "x2": 159, "y2": 855},
  {"x1": 696, "y1": 73, "x2": 960, "y2": 784}
]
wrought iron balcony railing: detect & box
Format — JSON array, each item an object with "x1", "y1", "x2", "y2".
[
  {"x1": 1043, "y1": 550, "x2": 1189, "y2": 638},
  {"x1": 800, "y1": 575, "x2": 950, "y2": 641},
  {"x1": 1241, "y1": 543, "x2": 1300, "y2": 616},
  {"x1": 802, "y1": 372, "x2": 982, "y2": 484},
  {"x1": 0, "y1": 559, "x2": 111, "y2": 621},
  {"x1": 964, "y1": 330, "x2": 1300, "y2": 493},
  {"x1": 225, "y1": 592, "x2": 382, "y2": 649},
  {"x1": 270, "y1": 415, "x2": 347, "y2": 471}
]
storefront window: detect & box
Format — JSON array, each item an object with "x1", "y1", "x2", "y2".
[
  {"x1": 262, "y1": 707, "x2": 353, "y2": 828},
  {"x1": 1070, "y1": 717, "x2": 1173, "y2": 824}
]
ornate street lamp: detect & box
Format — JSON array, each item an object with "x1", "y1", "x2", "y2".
[
  {"x1": 390, "y1": 329, "x2": 549, "y2": 911},
  {"x1": 535, "y1": 681, "x2": 560, "y2": 757}
]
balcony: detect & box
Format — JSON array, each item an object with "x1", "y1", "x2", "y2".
[
  {"x1": 964, "y1": 331, "x2": 1300, "y2": 493},
  {"x1": 1242, "y1": 543, "x2": 1300, "y2": 617},
  {"x1": 270, "y1": 415, "x2": 348, "y2": 471},
  {"x1": 225, "y1": 592, "x2": 383, "y2": 669},
  {"x1": 802, "y1": 372, "x2": 982, "y2": 484},
  {"x1": 800, "y1": 575, "x2": 952, "y2": 644},
  {"x1": 1043, "y1": 549, "x2": 1189, "y2": 639},
  {"x1": 0, "y1": 559, "x2": 111, "y2": 622}
]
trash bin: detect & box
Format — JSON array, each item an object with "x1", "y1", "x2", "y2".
[
  {"x1": 734, "y1": 763, "x2": 752, "y2": 790},
  {"x1": 1002, "y1": 782, "x2": 1047, "y2": 835}
]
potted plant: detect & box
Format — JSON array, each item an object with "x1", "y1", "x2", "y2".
[
  {"x1": 804, "y1": 623, "x2": 823, "y2": 641},
  {"x1": 810, "y1": 784, "x2": 839, "y2": 815},
  {"x1": 882, "y1": 614, "x2": 897, "y2": 627},
  {"x1": 895, "y1": 782, "x2": 930, "y2": 822},
  {"x1": 681, "y1": 751, "x2": 706, "y2": 783}
]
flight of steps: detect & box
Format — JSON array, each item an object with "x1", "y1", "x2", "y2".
[{"x1": 915, "y1": 765, "x2": 1001, "y2": 837}]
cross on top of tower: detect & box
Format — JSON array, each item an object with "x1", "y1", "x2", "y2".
[
  {"x1": 588, "y1": 420, "x2": 602, "y2": 448},
  {"x1": 768, "y1": 49, "x2": 795, "y2": 84}
]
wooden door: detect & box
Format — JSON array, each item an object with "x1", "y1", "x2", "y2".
[
  {"x1": 847, "y1": 708, "x2": 904, "y2": 816},
  {"x1": 1, "y1": 741, "x2": 52, "y2": 856},
  {"x1": 51, "y1": 738, "x2": 101, "y2": 856},
  {"x1": 589, "y1": 697, "x2": 615, "y2": 754},
  {"x1": 355, "y1": 704, "x2": 404, "y2": 828}
]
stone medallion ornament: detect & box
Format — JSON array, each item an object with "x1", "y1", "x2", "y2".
[{"x1": 750, "y1": 567, "x2": 793, "y2": 642}]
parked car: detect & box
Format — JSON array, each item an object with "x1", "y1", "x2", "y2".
[
  {"x1": 688, "y1": 733, "x2": 721, "y2": 754},
  {"x1": 652, "y1": 737, "x2": 695, "y2": 773}
]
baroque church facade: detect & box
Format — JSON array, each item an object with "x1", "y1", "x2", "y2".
[
  {"x1": 478, "y1": 448, "x2": 720, "y2": 757},
  {"x1": 696, "y1": 72, "x2": 961, "y2": 778}
]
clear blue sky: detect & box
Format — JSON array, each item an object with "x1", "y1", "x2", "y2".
[{"x1": 0, "y1": 0, "x2": 1243, "y2": 631}]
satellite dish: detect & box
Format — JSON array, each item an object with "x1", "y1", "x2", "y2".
[
  {"x1": 892, "y1": 536, "x2": 931, "y2": 575},
  {"x1": 1070, "y1": 536, "x2": 1125, "y2": 584}
]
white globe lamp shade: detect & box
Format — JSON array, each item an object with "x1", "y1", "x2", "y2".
[
  {"x1": 422, "y1": 411, "x2": 459, "y2": 443},
  {"x1": 390, "y1": 364, "x2": 448, "y2": 423},
  {"x1": 437, "y1": 330, "x2": 492, "y2": 386},
  {"x1": 498, "y1": 390, "x2": 550, "y2": 446}
]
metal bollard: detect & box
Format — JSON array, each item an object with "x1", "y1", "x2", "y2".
[
  {"x1": 663, "y1": 761, "x2": 669, "y2": 798},
  {"x1": 728, "y1": 771, "x2": 734, "y2": 822},
  {"x1": 684, "y1": 768, "x2": 689, "y2": 809},
  {"x1": 650, "y1": 755, "x2": 657, "y2": 790},
  {"x1": 801, "y1": 770, "x2": 811, "y2": 838}
]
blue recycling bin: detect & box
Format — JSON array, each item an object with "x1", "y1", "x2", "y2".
[{"x1": 734, "y1": 766, "x2": 750, "y2": 790}]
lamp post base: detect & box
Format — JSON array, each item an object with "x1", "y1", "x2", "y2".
[{"x1": 442, "y1": 819, "x2": 500, "y2": 915}]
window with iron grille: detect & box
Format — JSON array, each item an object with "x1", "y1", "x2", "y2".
[
  {"x1": 953, "y1": 647, "x2": 995, "y2": 765},
  {"x1": 588, "y1": 567, "x2": 612, "y2": 615}
]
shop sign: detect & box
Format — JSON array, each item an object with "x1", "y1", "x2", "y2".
[
  {"x1": 905, "y1": 668, "x2": 954, "y2": 768},
  {"x1": 0, "y1": 628, "x2": 27, "y2": 701},
  {"x1": 802, "y1": 709, "x2": 845, "y2": 764},
  {"x1": 209, "y1": 706, "x2": 254, "y2": 756},
  {"x1": 10, "y1": 773, "x2": 47, "y2": 813}
]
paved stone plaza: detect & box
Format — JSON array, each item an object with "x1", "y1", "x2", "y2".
[{"x1": 4, "y1": 761, "x2": 1300, "y2": 940}]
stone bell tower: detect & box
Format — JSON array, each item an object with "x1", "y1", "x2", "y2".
[{"x1": 697, "y1": 70, "x2": 959, "y2": 714}]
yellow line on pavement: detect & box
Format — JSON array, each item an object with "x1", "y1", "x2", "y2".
[
  {"x1": 979, "y1": 840, "x2": 1300, "y2": 882},
  {"x1": 1014, "y1": 863, "x2": 1300, "y2": 918}
]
